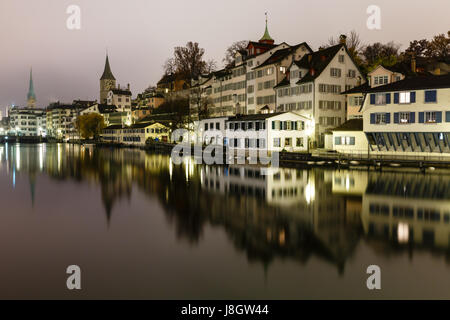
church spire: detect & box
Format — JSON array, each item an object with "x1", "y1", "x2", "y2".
[
  {"x1": 27, "y1": 68, "x2": 36, "y2": 107},
  {"x1": 100, "y1": 54, "x2": 116, "y2": 80},
  {"x1": 259, "y1": 12, "x2": 274, "y2": 44}
]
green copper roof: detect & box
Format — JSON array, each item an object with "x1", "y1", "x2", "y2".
[
  {"x1": 27, "y1": 68, "x2": 36, "y2": 100},
  {"x1": 259, "y1": 18, "x2": 273, "y2": 42},
  {"x1": 100, "y1": 55, "x2": 116, "y2": 80}
]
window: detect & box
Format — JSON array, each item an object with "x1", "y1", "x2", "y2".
[
  {"x1": 204, "y1": 123, "x2": 208, "y2": 131},
  {"x1": 375, "y1": 113, "x2": 387, "y2": 124},
  {"x1": 247, "y1": 85, "x2": 254, "y2": 94},
  {"x1": 348, "y1": 70, "x2": 356, "y2": 78},
  {"x1": 296, "y1": 137, "x2": 304, "y2": 147},
  {"x1": 330, "y1": 68, "x2": 342, "y2": 77},
  {"x1": 215, "y1": 123, "x2": 220, "y2": 130},
  {"x1": 338, "y1": 55, "x2": 345, "y2": 63},
  {"x1": 399, "y1": 92, "x2": 411, "y2": 104},
  {"x1": 399, "y1": 112, "x2": 410, "y2": 124},
  {"x1": 425, "y1": 90, "x2": 437, "y2": 103},
  {"x1": 285, "y1": 138, "x2": 292, "y2": 147},
  {"x1": 273, "y1": 138, "x2": 281, "y2": 147},
  {"x1": 425, "y1": 111, "x2": 437, "y2": 123},
  {"x1": 375, "y1": 93, "x2": 386, "y2": 105},
  {"x1": 279, "y1": 66, "x2": 286, "y2": 73}
]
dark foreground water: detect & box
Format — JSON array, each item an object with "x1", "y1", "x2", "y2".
[{"x1": 0, "y1": 143, "x2": 449, "y2": 299}]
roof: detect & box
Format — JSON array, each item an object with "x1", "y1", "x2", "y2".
[
  {"x1": 111, "y1": 88, "x2": 131, "y2": 95},
  {"x1": 100, "y1": 55, "x2": 115, "y2": 80},
  {"x1": 273, "y1": 77, "x2": 290, "y2": 88},
  {"x1": 331, "y1": 119, "x2": 363, "y2": 132},
  {"x1": 296, "y1": 44, "x2": 345, "y2": 84},
  {"x1": 104, "y1": 125, "x2": 123, "y2": 130},
  {"x1": 97, "y1": 104, "x2": 117, "y2": 114},
  {"x1": 227, "y1": 112, "x2": 286, "y2": 121},
  {"x1": 254, "y1": 42, "x2": 312, "y2": 70},
  {"x1": 364, "y1": 74, "x2": 450, "y2": 93},
  {"x1": 259, "y1": 20, "x2": 273, "y2": 42},
  {"x1": 341, "y1": 83, "x2": 370, "y2": 94}
]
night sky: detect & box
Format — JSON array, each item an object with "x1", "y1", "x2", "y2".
[{"x1": 0, "y1": 0, "x2": 449, "y2": 113}]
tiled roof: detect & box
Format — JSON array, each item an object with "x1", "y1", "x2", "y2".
[
  {"x1": 331, "y1": 119, "x2": 363, "y2": 132},
  {"x1": 364, "y1": 74, "x2": 450, "y2": 93},
  {"x1": 296, "y1": 44, "x2": 345, "y2": 84},
  {"x1": 341, "y1": 83, "x2": 370, "y2": 94}
]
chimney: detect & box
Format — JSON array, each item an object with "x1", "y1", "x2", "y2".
[
  {"x1": 339, "y1": 34, "x2": 347, "y2": 45},
  {"x1": 411, "y1": 53, "x2": 416, "y2": 73}
]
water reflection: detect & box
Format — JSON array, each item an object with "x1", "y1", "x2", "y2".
[{"x1": 1, "y1": 143, "x2": 450, "y2": 298}]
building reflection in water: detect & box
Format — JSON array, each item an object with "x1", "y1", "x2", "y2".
[{"x1": 1, "y1": 143, "x2": 450, "y2": 274}]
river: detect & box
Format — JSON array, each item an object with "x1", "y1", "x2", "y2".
[{"x1": 0, "y1": 143, "x2": 449, "y2": 299}]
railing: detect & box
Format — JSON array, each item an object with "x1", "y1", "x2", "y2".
[{"x1": 312, "y1": 150, "x2": 450, "y2": 163}]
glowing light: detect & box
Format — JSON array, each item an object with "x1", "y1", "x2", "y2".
[
  {"x1": 397, "y1": 223, "x2": 409, "y2": 244},
  {"x1": 305, "y1": 181, "x2": 315, "y2": 204}
]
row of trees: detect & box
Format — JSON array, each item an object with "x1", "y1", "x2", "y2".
[{"x1": 324, "y1": 30, "x2": 449, "y2": 73}]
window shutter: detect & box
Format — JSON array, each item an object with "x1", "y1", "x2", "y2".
[
  {"x1": 370, "y1": 113, "x2": 375, "y2": 124},
  {"x1": 335, "y1": 137, "x2": 341, "y2": 145},
  {"x1": 425, "y1": 90, "x2": 437, "y2": 102},
  {"x1": 385, "y1": 113, "x2": 391, "y2": 124},
  {"x1": 446, "y1": 111, "x2": 450, "y2": 122},
  {"x1": 410, "y1": 112, "x2": 415, "y2": 123},
  {"x1": 386, "y1": 93, "x2": 391, "y2": 104},
  {"x1": 370, "y1": 94, "x2": 375, "y2": 104},
  {"x1": 272, "y1": 121, "x2": 275, "y2": 129},
  {"x1": 436, "y1": 111, "x2": 442, "y2": 123},
  {"x1": 410, "y1": 92, "x2": 416, "y2": 103},
  {"x1": 394, "y1": 112, "x2": 399, "y2": 124},
  {"x1": 419, "y1": 112, "x2": 425, "y2": 123},
  {"x1": 394, "y1": 92, "x2": 399, "y2": 104}
]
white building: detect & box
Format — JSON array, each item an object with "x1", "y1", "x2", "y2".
[
  {"x1": 107, "y1": 85, "x2": 132, "y2": 112},
  {"x1": 225, "y1": 111, "x2": 312, "y2": 153},
  {"x1": 330, "y1": 119, "x2": 369, "y2": 156},
  {"x1": 362, "y1": 74, "x2": 450, "y2": 156},
  {"x1": 9, "y1": 106, "x2": 46, "y2": 137},
  {"x1": 275, "y1": 41, "x2": 365, "y2": 147}
]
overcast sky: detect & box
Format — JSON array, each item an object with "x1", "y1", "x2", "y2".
[{"x1": 0, "y1": 0, "x2": 449, "y2": 114}]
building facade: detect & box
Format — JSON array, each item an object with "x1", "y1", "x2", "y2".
[
  {"x1": 275, "y1": 42, "x2": 364, "y2": 146},
  {"x1": 362, "y1": 74, "x2": 450, "y2": 156}
]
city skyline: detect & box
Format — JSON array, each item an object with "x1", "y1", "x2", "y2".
[{"x1": 1, "y1": 0, "x2": 449, "y2": 113}]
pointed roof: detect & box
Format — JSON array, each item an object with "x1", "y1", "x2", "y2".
[
  {"x1": 259, "y1": 13, "x2": 274, "y2": 43},
  {"x1": 100, "y1": 55, "x2": 116, "y2": 80},
  {"x1": 27, "y1": 68, "x2": 36, "y2": 100}
]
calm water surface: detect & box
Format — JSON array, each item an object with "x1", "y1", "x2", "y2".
[{"x1": 0, "y1": 143, "x2": 449, "y2": 299}]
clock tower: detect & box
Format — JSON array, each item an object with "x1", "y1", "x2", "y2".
[{"x1": 100, "y1": 54, "x2": 116, "y2": 104}]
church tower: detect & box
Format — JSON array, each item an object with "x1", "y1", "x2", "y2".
[
  {"x1": 259, "y1": 13, "x2": 274, "y2": 45},
  {"x1": 27, "y1": 68, "x2": 36, "y2": 108},
  {"x1": 100, "y1": 54, "x2": 116, "y2": 104}
]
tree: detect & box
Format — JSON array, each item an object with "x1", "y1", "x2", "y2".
[
  {"x1": 405, "y1": 39, "x2": 429, "y2": 57},
  {"x1": 163, "y1": 58, "x2": 176, "y2": 75},
  {"x1": 223, "y1": 40, "x2": 249, "y2": 67},
  {"x1": 427, "y1": 32, "x2": 450, "y2": 58},
  {"x1": 173, "y1": 42, "x2": 207, "y2": 80},
  {"x1": 152, "y1": 97, "x2": 190, "y2": 131},
  {"x1": 75, "y1": 113, "x2": 106, "y2": 140},
  {"x1": 323, "y1": 30, "x2": 364, "y2": 67},
  {"x1": 362, "y1": 41, "x2": 401, "y2": 69}
]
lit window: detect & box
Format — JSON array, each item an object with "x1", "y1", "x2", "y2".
[{"x1": 399, "y1": 92, "x2": 410, "y2": 104}]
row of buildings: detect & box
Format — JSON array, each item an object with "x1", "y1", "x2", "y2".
[{"x1": 2, "y1": 19, "x2": 449, "y2": 158}]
